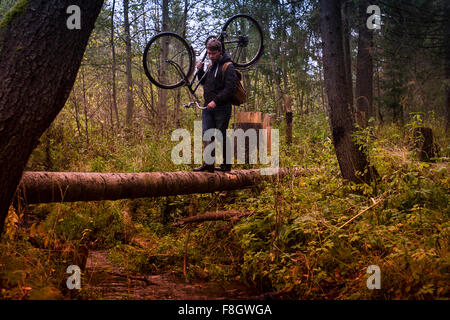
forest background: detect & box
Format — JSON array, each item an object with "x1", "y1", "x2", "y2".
[{"x1": 0, "y1": 0, "x2": 448, "y2": 300}]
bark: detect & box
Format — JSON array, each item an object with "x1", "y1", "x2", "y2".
[
  {"x1": 319, "y1": 0, "x2": 374, "y2": 183},
  {"x1": 0, "y1": 0, "x2": 104, "y2": 232},
  {"x1": 341, "y1": 0, "x2": 354, "y2": 111},
  {"x1": 173, "y1": 210, "x2": 254, "y2": 226},
  {"x1": 355, "y1": 0, "x2": 374, "y2": 127},
  {"x1": 413, "y1": 127, "x2": 437, "y2": 162},
  {"x1": 17, "y1": 168, "x2": 311, "y2": 205}
]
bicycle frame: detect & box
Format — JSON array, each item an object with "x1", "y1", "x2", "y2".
[
  {"x1": 172, "y1": 32, "x2": 247, "y2": 110},
  {"x1": 143, "y1": 14, "x2": 263, "y2": 103},
  {"x1": 177, "y1": 47, "x2": 209, "y2": 110}
]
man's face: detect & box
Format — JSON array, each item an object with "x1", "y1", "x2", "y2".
[{"x1": 207, "y1": 49, "x2": 221, "y2": 63}]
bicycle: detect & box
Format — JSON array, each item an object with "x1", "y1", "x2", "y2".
[{"x1": 142, "y1": 14, "x2": 264, "y2": 109}]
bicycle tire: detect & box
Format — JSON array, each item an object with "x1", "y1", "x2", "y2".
[
  {"x1": 143, "y1": 32, "x2": 194, "y2": 89},
  {"x1": 221, "y1": 14, "x2": 264, "y2": 68}
]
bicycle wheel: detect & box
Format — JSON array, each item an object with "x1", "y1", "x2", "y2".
[
  {"x1": 221, "y1": 14, "x2": 264, "y2": 68},
  {"x1": 143, "y1": 32, "x2": 194, "y2": 89}
]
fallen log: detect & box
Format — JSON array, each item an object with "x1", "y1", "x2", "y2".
[
  {"x1": 173, "y1": 210, "x2": 254, "y2": 227},
  {"x1": 17, "y1": 168, "x2": 311, "y2": 204}
]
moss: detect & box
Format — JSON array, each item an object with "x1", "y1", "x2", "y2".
[{"x1": 0, "y1": 0, "x2": 29, "y2": 29}]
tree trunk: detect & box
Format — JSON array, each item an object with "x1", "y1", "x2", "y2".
[
  {"x1": 17, "y1": 168, "x2": 310, "y2": 204},
  {"x1": 0, "y1": 0, "x2": 104, "y2": 232},
  {"x1": 269, "y1": 42, "x2": 283, "y2": 118},
  {"x1": 341, "y1": 0, "x2": 354, "y2": 112},
  {"x1": 81, "y1": 67, "x2": 90, "y2": 146},
  {"x1": 110, "y1": 0, "x2": 120, "y2": 129},
  {"x1": 284, "y1": 95, "x2": 293, "y2": 145},
  {"x1": 124, "y1": 0, "x2": 135, "y2": 128},
  {"x1": 158, "y1": 0, "x2": 169, "y2": 124},
  {"x1": 355, "y1": 0, "x2": 374, "y2": 127},
  {"x1": 375, "y1": 60, "x2": 384, "y2": 124},
  {"x1": 174, "y1": 0, "x2": 189, "y2": 126},
  {"x1": 413, "y1": 127, "x2": 437, "y2": 162},
  {"x1": 320, "y1": 0, "x2": 374, "y2": 183},
  {"x1": 72, "y1": 93, "x2": 83, "y2": 139}
]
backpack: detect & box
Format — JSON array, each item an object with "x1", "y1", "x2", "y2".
[{"x1": 222, "y1": 62, "x2": 247, "y2": 106}]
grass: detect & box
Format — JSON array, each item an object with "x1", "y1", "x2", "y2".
[{"x1": 1, "y1": 112, "x2": 448, "y2": 299}]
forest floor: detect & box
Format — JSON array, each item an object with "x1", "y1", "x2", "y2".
[
  {"x1": 1, "y1": 113, "x2": 448, "y2": 300},
  {"x1": 84, "y1": 249, "x2": 259, "y2": 300}
]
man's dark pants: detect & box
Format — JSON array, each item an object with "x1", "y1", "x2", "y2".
[{"x1": 202, "y1": 104, "x2": 232, "y2": 165}]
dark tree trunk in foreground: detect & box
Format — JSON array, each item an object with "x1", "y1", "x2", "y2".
[
  {"x1": 319, "y1": 0, "x2": 373, "y2": 183},
  {"x1": 0, "y1": 0, "x2": 104, "y2": 232},
  {"x1": 17, "y1": 168, "x2": 310, "y2": 204},
  {"x1": 341, "y1": 0, "x2": 354, "y2": 111},
  {"x1": 356, "y1": 0, "x2": 374, "y2": 127}
]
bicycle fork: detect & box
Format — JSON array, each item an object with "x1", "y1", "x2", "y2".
[{"x1": 167, "y1": 56, "x2": 208, "y2": 110}]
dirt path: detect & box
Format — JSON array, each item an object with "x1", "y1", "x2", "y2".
[{"x1": 84, "y1": 250, "x2": 259, "y2": 300}]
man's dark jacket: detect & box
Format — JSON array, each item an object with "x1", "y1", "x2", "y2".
[{"x1": 197, "y1": 52, "x2": 237, "y2": 108}]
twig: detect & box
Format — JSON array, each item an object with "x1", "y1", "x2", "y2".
[
  {"x1": 338, "y1": 198, "x2": 383, "y2": 230},
  {"x1": 183, "y1": 228, "x2": 191, "y2": 283},
  {"x1": 173, "y1": 210, "x2": 254, "y2": 227},
  {"x1": 103, "y1": 271, "x2": 152, "y2": 285}
]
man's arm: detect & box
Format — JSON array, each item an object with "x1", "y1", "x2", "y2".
[
  {"x1": 197, "y1": 62, "x2": 206, "y2": 84},
  {"x1": 214, "y1": 63, "x2": 237, "y2": 106}
]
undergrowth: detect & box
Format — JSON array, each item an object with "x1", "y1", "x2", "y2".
[{"x1": 1, "y1": 112, "x2": 448, "y2": 299}]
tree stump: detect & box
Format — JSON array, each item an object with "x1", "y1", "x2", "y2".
[
  {"x1": 262, "y1": 114, "x2": 272, "y2": 154},
  {"x1": 284, "y1": 94, "x2": 293, "y2": 145},
  {"x1": 234, "y1": 112, "x2": 263, "y2": 164},
  {"x1": 413, "y1": 127, "x2": 437, "y2": 161},
  {"x1": 233, "y1": 122, "x2": 262, "y2": 164}
]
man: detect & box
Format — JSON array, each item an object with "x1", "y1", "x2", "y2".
[{"x1": 193, "y1": 38, "x2": 237, "y2": 172}]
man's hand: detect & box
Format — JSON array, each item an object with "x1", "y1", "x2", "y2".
[
  {"x1": 206, "y1": 101, "x2": 216, "y2": 109},
  {"x1": 196, "y1": 61, "x2": 204, "y2": 70}
]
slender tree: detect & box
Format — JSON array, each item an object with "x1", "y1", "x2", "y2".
[
  {"x1": 110, "y1": 0, "x2": 120, "y2": 129},
  {"x1": 124, "y1": 0, "x2": 135, "y2": 128},
  {"x1": 158, "y1": 0, "x2": 169, "y2": 124},
  {"x1": 341, "y1": 0, "x2": 354, "y2": 111}
]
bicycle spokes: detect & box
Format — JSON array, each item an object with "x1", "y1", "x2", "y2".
[
  {"x1": 142, "y1": 14, "x2": 263, "y2": 107},
  {"x1": 143, "y1": 32, "x2": 194, "y2": 89},
  {"x1": 222, "y1": 14, "x2": 264, "y2": 68}
]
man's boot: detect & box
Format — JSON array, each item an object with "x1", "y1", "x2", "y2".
[
  {"x1": 214, "y1": 164, "x2": 232, "y2": 172},
  {"x1": 193, "y1": 163, "x2": 215, "y2": 172}
]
